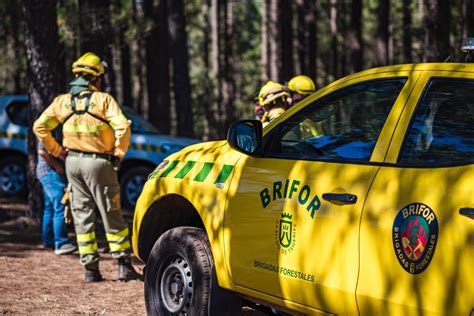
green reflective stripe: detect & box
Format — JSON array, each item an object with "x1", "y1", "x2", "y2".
[
  {"x1": 160, "y1": 160, "x2": 180, "y2": 178},
  {"x1": 109, "y1": 114, "x2": 128, "y2": 128},
  {"x1": 63, "y1": 124, "x2": 110, "y2": 133},
  {"x1": 193, "y1": 162, "x2": 214, "y2": 182},
  {"x1": 175, "y1": 161, "x2": 196, "y2": 179},
  {"x1": 76, "y1": 231, "x2": 96, "y2": 243},
  {"x1": 109, "y1": 241, "x2": 131, "y2": 252},
  {"x1": 106, "y1": 228, "x2": 129, "y2": 241},
  {"x1": 39, "y1": 114, "x2": 60, "y2": 129},
  {"x1": 214, "y1": 165, "x2": 234, "y2": 184},
  {"x1": 78, "y1": 243, "x2": 98, "y2": 254}
]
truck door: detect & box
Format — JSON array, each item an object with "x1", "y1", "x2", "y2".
[
  {"x1": 358, "y1": 73, "x2": 474, "y2": 314},
  {"x1": 224, "y1": 73, "x2": 418, "y2": 314}
]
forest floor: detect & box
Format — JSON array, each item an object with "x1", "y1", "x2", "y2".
[{"x1": 0, "y1": 197, "x2": 266, "y2": 315}]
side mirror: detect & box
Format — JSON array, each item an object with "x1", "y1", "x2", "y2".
[{"x1": 227, "y1": 119, "x2": 263, "y2": 156}]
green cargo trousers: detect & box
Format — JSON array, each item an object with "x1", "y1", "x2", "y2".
[{"x1": 65, "y1": 153, "x2": 131, "y2": 270}]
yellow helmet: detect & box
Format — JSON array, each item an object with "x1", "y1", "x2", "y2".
[
  {"x1": 72, "y1": 52, "x2": 106, "y2": 77},
  {"x1": 258, "y1": 81, "x2": 290, "y2": 106},
  {"x1": 288, "y1": 75, "x2": 315, "y2": 95}
]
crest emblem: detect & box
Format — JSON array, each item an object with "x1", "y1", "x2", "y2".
[
  {"x1": 392, "y1": 203, "x2": 438, "y2": 274},
  {"x1": 275, "y1": 213, "x2": 296, "y2": 254}
]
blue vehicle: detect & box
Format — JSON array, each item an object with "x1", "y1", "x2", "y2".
[{"x1": 0, "y1": 95, "x2": 198, "y2": 209}]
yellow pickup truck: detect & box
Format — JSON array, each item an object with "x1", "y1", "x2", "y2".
[{"x1": 133, "y1": 63, "x2": 474, "y2": 315}]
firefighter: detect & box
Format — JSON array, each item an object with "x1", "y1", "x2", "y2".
[
  {"x1": 259, "y1": 81, "x2": 290, "y2": 127},
  {"x1": 33, "y1": 52, "x2": 141, "y2": 283},
  {"x1": 287, "y1": 75, "x2": 316, "y2": 106}
]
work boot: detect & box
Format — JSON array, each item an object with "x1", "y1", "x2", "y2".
[
  {"x1": 84, "y1": 268, "x2": 103, "y2": 283},
  {"x1": 117, "y1": 258, "x2": 142, "y2": 281}
]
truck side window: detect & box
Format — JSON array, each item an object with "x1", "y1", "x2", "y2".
[
  {"x1": 7, "y1": 101, "x2": 28, "y2": 127},
  {"x1": 400, "y1": 78, "x2": 474, "y2": 165},
  {"x1": 267, "y1": 79, "x2": 407, "y2": 162}
]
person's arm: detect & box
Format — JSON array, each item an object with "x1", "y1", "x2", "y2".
[
  {"x1": 38, "y1": 149, "x2": 65, "y2": 174},
  {"x1": 105, "y1": 95, "x2": 131, "y2": 159},
  {"x1": 33, "y1": 98, "x2": 67, "y2": 160}
]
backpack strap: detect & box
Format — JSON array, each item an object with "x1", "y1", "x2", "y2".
[{"x1": 62, "y1": 92, "x2": 110, "y2": 126}]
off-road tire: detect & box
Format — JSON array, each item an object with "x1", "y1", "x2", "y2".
[
  {"x1": 0, "y1": 155, "x2": 27, "y2": 197},
  {"x1": 145, "y1": 227, "x2": 213, "y2": 316}
]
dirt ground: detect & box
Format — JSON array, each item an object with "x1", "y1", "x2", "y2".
[
  {"x1": 0, "y1": 198, "x2": 268, "y2": 315},
  {"x1": 0, "y1": 198, "x2": 146, "y2": 315}
]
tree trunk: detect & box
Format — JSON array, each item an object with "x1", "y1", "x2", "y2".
[
  {"x1": 437, "y1": 0, "x2": 450, "y2": 60},
  {"x1": 78, "y1": 0, "x2": 116, "y2": 96},
  {"x1": 348, "y1": 0, "x2": 363, "y2": 73},
  {"x1": 23, "y1": 0, "x2": 62, "y2": 217},
  {"x1": 269, "y1": 0, "x2": 279, "y2": 81},
  {"x1": 465, "y1": 0, "x2": 474, "y2": 39},
  {"x1": 330, "y1": 0, "x2": 338, "y2": 78},
  {"x1": 222, "y1": 0, "x2": 236, "y2": 129},
  {"x1": 211, "y1": 0, "x2": 222, "y2": 137},
  {"x1": 7, "y1": 0, "x2": 25, "y2": 94},
  {"x1": 294, "y1": 0, "x2": 305, "y2": 75},
  {"x1": 144, "y1": 0, "x2": 171, "y2": 133},
  {"x1": 260, "y1": 0, "x2": 270, "y2": 83},
  {"x1": 201, "y1": 0, "x2": 212, "y2": 140},
  {"x1": 131, "y1": 1, "x2": 146, "y2": 113},
  {"x1": 119, "y1": 24, "x2": 132, "y2": 107},
  {"x1": 168, "y1": 0, "x2": 194, "y2": 138},
  {"x1": 280, "y1": 0, "x2": 293, "y2": 81},
  {"x1": 402, "y1": 0, "x2": 413, "y2": 63},
  {"x1": 376, "y1": 0, "x2": 390, "y2": 66},
  {"x1": 306, "y1": 1, "x2": 317, "y2": 82},
  {"x1": 423, "y1": 0, "x2": 450, "y2": 62}
]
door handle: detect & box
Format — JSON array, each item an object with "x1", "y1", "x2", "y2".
[
  {"x1": 322, "y1": 193, "x2": 358, "y2": 205},
  {"x1": 459, "y1": 208, "x2": 474, "y2": 219}
]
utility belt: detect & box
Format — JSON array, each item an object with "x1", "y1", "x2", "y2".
[{"x1": 68, "y1": 150, "x2": 121, "y2": 171}]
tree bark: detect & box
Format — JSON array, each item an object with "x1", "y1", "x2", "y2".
[
  {"x1": 269, "y1": 0, "x2": 279, "y2": 81},
  {"x1": 376, "y1": 0, "x2": 390, "y2": 66},
  {"x1": 423, "y1": 0, "x2": 450, "y2": 62},
  {"x1": 280, "y1": 0, "x2": 293, "y2": 81},
  {"x1": 222, "y1": 0, "x2": 236, "y2": 129},
  {"x1": 437, "y1": 0, "x2": 450, "y2": 60},
  {"x1": 306, "y1": 1, "x2": 317, "y2": 82},
  {"x1": 201, "y1": 0, "x2": 212, "y2": 140},
  {"x1": 465, "y1": 0, "x2": 474, "y2": 38},
  {"x1": 211, "y1": 0, "x2": 222, "y2": 137},
  {"x1": 168, "y1": 0, "x2": 194, "y2": 138},
  {"x1": 294, "y1": 0, "x2": 305, "y2": 75},
  {"x1": 23, "y1": 0, "x2": 62, "y2": 217},
  {"x1": 119, "y1": 23, "x2": 132, "y2": 107},
  {"x1": 7, "y1": 0, "x2": 25, "y2": 93},
  {"x1": 348, "y1": 0, "x2": 363, "y2": 73},
  {"x1": 261, "y1": 0, "x2": 270, "y2": 83},
  {"x1": 144, "y1": 0, "x2": 171, "y2": 133},
  {"x1": 131, "y1": 1, "x2": 146, "y2": 113},
  {"x1": 330, "y1": 0, "x2": 338, "y2": 78},
  {"x1": 78, "y1": 0, "x2": 116, "y2": 96},
  {"x1": 403, "y1": 0, "x2": 413, "y2": 63}
]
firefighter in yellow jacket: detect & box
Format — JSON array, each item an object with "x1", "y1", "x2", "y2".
[{"x1": 33, "y1": 52, "x2": 141, "y2": 283}]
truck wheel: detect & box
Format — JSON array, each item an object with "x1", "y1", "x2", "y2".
[
  {"x1": 145, "y1": 227, "x2": 213, "y2": 316},
  {"x1": 0, "y1": 155, "x2": 27, "y2": 197},
  {"x1": 120, "y1": 165, "x2": 153, "y2": 211}
]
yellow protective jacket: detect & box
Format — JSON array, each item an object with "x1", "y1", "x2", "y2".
[{"x1": 33, "y1": 91, "x2": 131, "y2": 158}]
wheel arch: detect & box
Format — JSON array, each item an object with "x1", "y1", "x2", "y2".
[{"x1": 137, "y1": 194, "x2": 206, "y2": 263}]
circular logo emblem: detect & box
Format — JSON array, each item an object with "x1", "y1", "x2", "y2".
[{"x1": 392, "y1": 203, "x2": 438, "y2": 274}]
